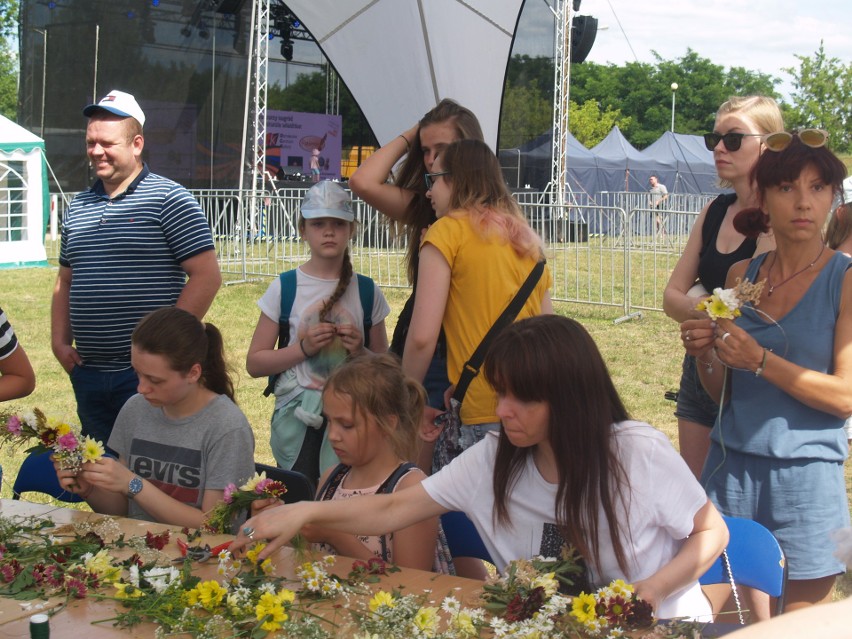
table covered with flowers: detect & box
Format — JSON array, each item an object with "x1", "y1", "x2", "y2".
[{"x1": 0, "y1": 499, "x2": 741, "y2": 638}]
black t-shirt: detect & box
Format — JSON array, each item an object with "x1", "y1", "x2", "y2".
[{"x1": 697, "y1": 193, "x2": 757, "y2": 291}]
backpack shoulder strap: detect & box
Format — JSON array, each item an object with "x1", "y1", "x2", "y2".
[
  {"x1": 376, "y1": 462, "x2": 418, "y2": 561},
  {"x1": 355, "y1": 274, "x2": 375, "y2": 349},
  {"x1": 278, "y1": 269, "x2": 298, "y2": 347},
  {"x1": 263, "y1": 269, "x2": 299, "y2": 397},
  {"x1": 316, "y1": 463, "x2": 350, "y2": 501}
]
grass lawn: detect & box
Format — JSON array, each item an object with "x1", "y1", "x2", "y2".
[{"x1": 1, "y1": 264, "x2": 849, "y2": 597}]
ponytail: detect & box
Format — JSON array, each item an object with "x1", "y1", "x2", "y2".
[
  {"x1": 132, "y1": 307, "x2": 236, "y2": 403},
  {"x1": 200, "y1": 323, "x2": 235, "y2": 402}
]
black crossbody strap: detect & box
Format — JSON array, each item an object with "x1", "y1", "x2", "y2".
[{"x1": 453, "y1": 259, "x2": 545, "y2": 402}]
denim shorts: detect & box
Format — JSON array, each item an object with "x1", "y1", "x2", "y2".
[{"x1": 674, "y1": 354, "x2": 721, "y2": 428}]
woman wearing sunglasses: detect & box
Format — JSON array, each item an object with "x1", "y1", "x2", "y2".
[
  {"x1": 663, "y1": 96, "x2": 783, "y2": 479},
  {"x1": 681, "y1": 131, "x2": 851, "y2": 615}
]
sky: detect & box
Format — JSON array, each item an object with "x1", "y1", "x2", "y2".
[{"x1": 513, "y1": 0, "x2": 852, "y2": 100}]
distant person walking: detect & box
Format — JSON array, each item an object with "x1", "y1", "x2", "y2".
[
  {"x1": 51, "y1": 89, "x2": 221, "y2": 447},
  {"x1": 649, "y1": 175, "x2": 670, "y2": 239}
]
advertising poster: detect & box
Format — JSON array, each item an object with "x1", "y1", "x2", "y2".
[{"x1": 265, "y1": 110, "x2": 343, "y2": 182}]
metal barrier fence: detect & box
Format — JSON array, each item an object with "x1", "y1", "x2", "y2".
[{"x1": 46, "y1": 188, "x2": 714, "y2": 314}]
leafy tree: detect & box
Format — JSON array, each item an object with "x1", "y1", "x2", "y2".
[
  {"x1": 568, "y1": 99, "x2": 630, "y2": 147},
  {"x1": 0, "y1": 42, "x2": 15, "y2": 119},
  {"x1": 0, "y1": 0, "x2": 18, "y2": 118},
  {"x1": 783, "y1": 42, "x2": 852, "y2": 152}
]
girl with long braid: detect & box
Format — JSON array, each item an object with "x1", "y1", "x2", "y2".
[{"x1": 247, "y1": 181, "x2": 390, "y2": 482}]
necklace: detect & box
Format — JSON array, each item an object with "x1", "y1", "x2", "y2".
[{"x1": 766, "y1": 243, "x2": 826, "y2": 296}]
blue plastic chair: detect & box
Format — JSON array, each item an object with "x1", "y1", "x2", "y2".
[
  {"x1": 12, "y1": 451, "x2": 84, "y2": 503},
  {"x1": 254, "y1": 462, "x2": 316, "y2": 503},
  {"x1": 440, "y1": 510, "x2": 493, "y2": 564},
  {"x1": 699, "y1": 515, "x2": 787, "y2": 616}
]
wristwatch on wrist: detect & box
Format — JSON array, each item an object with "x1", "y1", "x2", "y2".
[{"x1": 127, "y1": 475, "x2": 143, "y2": 499}]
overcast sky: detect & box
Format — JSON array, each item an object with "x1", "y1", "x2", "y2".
[{"x1": 513, "y1": 0, "x2": 852, "y2": 100}]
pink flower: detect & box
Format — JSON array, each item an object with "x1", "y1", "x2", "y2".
[
  {"x1": 64, "y1": 577, "x2": 88, "y2": 599},
  {"x1": 56, "y1": 432, "x2": 79, "y2": 451},
  {"x1": 0, "y1": 560, "x2": 22, "y2": 583},
  {"x1": 254, "y1": 478, "x2": 273, "y2": 494},
  {"x1": 5, "y1": 416, "x2": 21, "y2": 436},
  {"x1": 223, "y1": 483, "x2": 237, "y2": 504},
  {"x1": 44, "y1": 565, "x2": 64, "y2": 588}
]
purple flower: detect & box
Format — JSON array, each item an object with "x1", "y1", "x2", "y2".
[
  {"x1": 5, "y1": 416, "x2": 22, "y2": 436},
  {"x1": 223, "y1": 483, "x2": 237, "y2": 504},
  {"x1": 56, "y1": 432, "x2": 79, "y2": 451}
]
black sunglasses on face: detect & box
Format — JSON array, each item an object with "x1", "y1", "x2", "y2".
[
  {"x1": 424, "y1": 171, "x2": 450, "y2": 190},
  {"x1": 703, "y1": 132, "x2": 763, "y2": 152}
]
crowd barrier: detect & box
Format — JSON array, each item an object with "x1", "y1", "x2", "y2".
[{"x1": 46, "y1": 188, "x2": 715, "y2": 316}]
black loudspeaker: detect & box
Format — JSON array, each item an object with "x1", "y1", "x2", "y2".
[
  {"x1": 215, "y1": 0, "x2": 246, "y2": 14},
  {"x1": 571, "y1": 15, "x2": 598, "y2": 63}
]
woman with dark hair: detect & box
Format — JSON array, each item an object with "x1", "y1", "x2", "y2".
[
  {"x1": 56, "y1": 307, "x2": 255, "y2": 528},
  {"x1": 349, "y1": 99, "x2": 484, "y2": 410},
  {"x1": 681, "y1": 131, "x2": 851, "y2": 614},
  {"x1": 232, "y1": 315, "x2": 727, "y2": 620},
  {"x1": 402, "y1": 139, "x2": 552, "y2": 474}
]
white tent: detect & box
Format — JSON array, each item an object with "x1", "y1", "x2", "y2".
[
  {"x1": 0, "y1": 115, "x2": 48, "y2": 268},
  {"x1": 284, "y1": 0, "x2": 524, "y2": 149}
]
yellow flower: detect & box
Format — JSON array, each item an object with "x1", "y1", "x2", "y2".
[
  {"x1": 187, "y1": 580, "x2": 227, "y2": 611},
  {"x1": 114, "y1": 582, "x2": 144, "y2": 600},
  {"x1": 240, "y1": 472, "x2": 264, "y2": 492},
  {"x1": 609, "y1": 579, "x2": 634, "y2": 598},
  {"x1": 81, "y1": 436, "x2": 105, "y2": 463},
  {"x1": 255, "y1": 590, "x2": 290, "y2": 631},
  {"x1": 83, "y1": 549, "x2": 121, "y2": 583},
  {"x1": 531, "y1": 571, "x2": 559, "y2": 598},
  {"x1": 571, "y1": 592, "x2": 598, "y2": 625},
  {"x1": 369, "y1": 590, "x2": 396, "y2": 612},
  {"x1": 245, "y1": 543, "x2": 267, "y2": 565},
  {"x1": 413, "y1": 606, "x2": 439, "y2": 634},
  {"x1": 453, "y1": 612, "x2": 478, "y2": 637}
]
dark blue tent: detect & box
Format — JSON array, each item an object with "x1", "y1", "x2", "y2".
[
  {"x1": 591, "y1": 126, "x2": 673, "y2": 192},
  {"x1": 500, "y1": 129, "x2": 599, "y2": 195},
  {"x1": 641, "y1": 131, "x2": 720, "y2": 194}
]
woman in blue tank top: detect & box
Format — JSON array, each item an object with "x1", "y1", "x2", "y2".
[{"x1": 680, "y1": 132, "x2": 851, "y2": 617}]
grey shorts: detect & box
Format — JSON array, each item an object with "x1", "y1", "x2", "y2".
[{"x1": 674, "y1": 354, "x2": 721, "y2": 428}]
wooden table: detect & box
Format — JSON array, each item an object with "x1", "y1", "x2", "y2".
[{"x1": 0, "y1": 499, "x2": 484, "y2": 638}]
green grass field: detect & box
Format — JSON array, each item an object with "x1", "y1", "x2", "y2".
[{"x1": 1, "y1": 263, "x2": 849, "y2": 596}]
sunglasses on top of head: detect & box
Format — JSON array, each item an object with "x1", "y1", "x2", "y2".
[
  {"x1": 703, "y1": 131, "x2": 763, "y2": 152},
  {"x1": 762, "y1": 128, "x2": 829, "y2": 152},
  {"x1": 424, "y1": 171, "x2": 450, "y2": 190}
]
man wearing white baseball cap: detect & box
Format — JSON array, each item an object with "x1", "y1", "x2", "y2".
[{"x1": 51, "y1": 89, "x2": 222, "y2": 449}]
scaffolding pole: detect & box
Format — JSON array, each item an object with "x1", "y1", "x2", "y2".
[{"x1": 550, "y1": 0, "x2": 571, "y2": 207}]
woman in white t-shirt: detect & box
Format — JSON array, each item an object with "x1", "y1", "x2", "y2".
[{"x1": 232, "y1": 315, "x2": 727, "y2": 619}]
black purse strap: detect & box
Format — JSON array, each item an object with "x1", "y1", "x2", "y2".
[{"x1": 452, "y1": 259, "x2": 545, "y2": 402}]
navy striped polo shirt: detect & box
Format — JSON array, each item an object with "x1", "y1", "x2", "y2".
[{"x1": 59, "y1": 166, "x2": 215, "y2": 371}]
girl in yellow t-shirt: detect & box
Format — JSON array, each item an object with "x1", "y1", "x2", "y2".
[{"x1": 402, "y1": 139, "x2": 553, "y2": 475}]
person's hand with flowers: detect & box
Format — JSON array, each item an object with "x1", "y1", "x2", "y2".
[{"x1": 57, "y1": 455, "x2": 134, "y2": 510}]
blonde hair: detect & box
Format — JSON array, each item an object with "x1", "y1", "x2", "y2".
[
  {"x1": 323, "y1": 353, "x2": 424, "y2": 462},
  {"x1": 715, "y1": 96, "x2": 784, "y2": 188}
]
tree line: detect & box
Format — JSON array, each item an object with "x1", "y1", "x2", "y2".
[{"x1": 1, "y1": 0, "x2": 849, "y2": 156}]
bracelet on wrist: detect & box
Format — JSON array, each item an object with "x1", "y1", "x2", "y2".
[
  {"x1": 398, "y1": 134, "x2": 411, "y2": 152},
  {"x1": 754, "y1": 348, "x2": 769, "y2": 377},
  {"x1": 299, "y1": 338, "x2": 313, "y2": 359}
]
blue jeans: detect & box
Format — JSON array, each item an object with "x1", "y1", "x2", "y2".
[
  {"x1": 423, "y1": 348, "x2": 451, "y2": 409},
  {"x1": 69, "y1": 365, "x2": 138, "y2": 451}
]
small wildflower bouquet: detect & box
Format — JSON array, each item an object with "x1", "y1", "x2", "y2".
[
  {"x1": 1, "y1": 408, "x2": 105, "y2": 472},
  {"x1": 569, "y1": 579, "x2": 654, "y2": 637},
  {"x1": 695, "y1": 277, "x2": 765, "y2": 321},
  {"x1": 481, "y1": 549, "x2": 585, "y2": 620},
  {"x1": 204, "y1": 471, "x2": 288, "y2": 534}
]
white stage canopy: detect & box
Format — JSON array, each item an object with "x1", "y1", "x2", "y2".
[{"x1": 285, "y1": 0, "x2": 525, "y2": 149}]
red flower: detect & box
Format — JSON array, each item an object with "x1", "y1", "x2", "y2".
[
  {"x1": 145, "y1": 530, "x2": 170, "y2": 550},
  {"x1": 64, "y1": 577, "x2": 88, "y2": 599}
]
